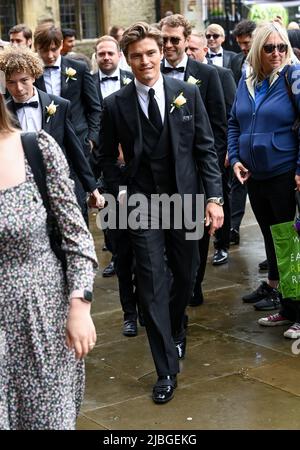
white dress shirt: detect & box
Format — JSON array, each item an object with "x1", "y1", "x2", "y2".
[
  {"x1": 163, "y1": 53, "x2": 188, "y2": 81},
  {"x1": 99, "y1": 67, "x2": 121, "y2": 99},
  {"x1": 207, "y1": 49, "x2": 223, "y2": 67},
  {"x1": 44, "y1": 55, "x2": 62, "y2": 96},
  {"x1": 134, "y1": 74, "x2": 165, "y2": 123},
  {"x1": 13, "y1": 88, "x2": 42, "y2": 132}
]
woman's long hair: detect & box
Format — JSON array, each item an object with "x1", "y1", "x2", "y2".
[
  {"x1": 247, "y1": 22, "x2": 293, "y2": 84},
  {"x1": 0, "y1": 94, "x2": 15, "y2": 132}
]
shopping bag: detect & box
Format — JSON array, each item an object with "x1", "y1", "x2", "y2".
[{"x1": 271, "y1": 220, "x2": 300, "y2": 300}]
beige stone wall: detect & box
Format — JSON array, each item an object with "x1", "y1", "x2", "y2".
[
  {"x1": 21, "y1": 0, "x2": 60, "y2": 31},
  {"x1": 104, "y1": 0, "x2": 156, "y2": 33}
]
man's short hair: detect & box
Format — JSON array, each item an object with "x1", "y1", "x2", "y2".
[
  {"x1": 62, "y1": 28, "x2": 76, "y2": 39},
  {"x1": 121, "y1": 22, "x2": 163, "y2": 58},
  {"x1": 95, "y1": 35, "x2": 120, "y2": 52},
  {"x1": 8, "y1": 23, "x2": 32, "y2": 40},
  {"x1": 205, "y1": 23, "x2": 225, "y2": 37},
  {"x1": 0, "y1": 46, "x2": 43, "y2": 79},
  {"x1": 159, "y1": 14, "x2": 192, "y2": 39},
  {"x1": 232, "y1": 20, "x2": 256, "y2": 38},
  {"x1": 34, "y1": 23, "x2": 63, "y2": 50}
]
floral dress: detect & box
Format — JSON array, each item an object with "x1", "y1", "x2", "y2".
[{"x1": 0, "y1": 130, "x2": 98, "y2": 430}]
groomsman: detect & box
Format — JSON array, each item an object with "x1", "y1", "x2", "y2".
[
  {"x1": 205, "y1": 23, "x2": 236, "y2": 68},
  {"x1": 0, "y1": 46, "x2": 103, "y2": 212},
  {"x1": 96, "y1": 21, "x2": 223, "y2": 403},
  {"x1": 92, "y1": 36, "x2": 139, "y2": 336},
  {"x1": 33, "y1": 23, "x2": 102, "y2": 222}
]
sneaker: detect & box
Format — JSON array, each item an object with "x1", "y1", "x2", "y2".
[
  {"x1": 258, "y1": 313, "x2": 292, "y2": 327},
  {"x1": 242, "y1": 281, "x2": 273, "y2": 303},
  {"x1": 254, "y1": 289, "x2": 281, "y2": 311},
  {"x1": 283, "y1": 322, "x2": 300, "y2": 339},
  {"x1": 258, "y1": 259, "x2": 268, "y2": 271},
  {"x1": 212, "y1": 249, "x2": 228, "y2": 265},
  {"x1": 230, "y1": 228, "x2": 240, "y2": 246}
]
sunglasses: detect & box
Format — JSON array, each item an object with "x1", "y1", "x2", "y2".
[
  {"x1": 263, "y1": 43, "x2": 288, "y2": 54},
  {"x1": 205, "y1": 34, "x2": 221, "y2": 40},
  {"x1": 163, "y1": 36, "x2": 181, "y2": 45}
]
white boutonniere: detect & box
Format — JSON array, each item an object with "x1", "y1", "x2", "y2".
[
  {"x1": 187, "y1": 75, "x2": 202, "y2": 86},
  {"x1": 122, "y1": 76, "x2": 132, "y2": 85},
  {"x1": 45, "y1": 100, "x2": 58, "y2": 123},
  {"x1": 170, "y1": 92, "x2": 187, "y2": 113},
  {"x1": 65, "y1": 67, "x2": 77, "y2": 82}
]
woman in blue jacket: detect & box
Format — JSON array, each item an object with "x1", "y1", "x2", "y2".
[{"x1": 228, "y1": 22, "x2": 300, "y2": 339}]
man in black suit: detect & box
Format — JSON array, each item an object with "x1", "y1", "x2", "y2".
[
  {"x1": 0, "y1": 46, "x2": 104, "y2": 213},
  {"x1": 230, "y1": 20, "x2": 256, "y2": 85},
  {"x1": 92, "y1": 35, "x2": 140, "y2": 336},
  {"x1": 33, "y1": 24, "x2": 102, "y2": 222},
  {"x1": 186, "y1": 30, "x2": 236, "y2": 305},
  {"x1": 95, "y1": 22, "x2": 224, "y2": 404},
  {"x1": 205, "y1": 23, "x2": 236, "y2": 68}
]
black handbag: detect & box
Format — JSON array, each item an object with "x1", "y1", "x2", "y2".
[{"x1": 21, "y1": 132, "x2": 67, "y2": 272}]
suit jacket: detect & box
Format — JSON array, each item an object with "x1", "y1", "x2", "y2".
[
  {"x1": 35, "y1": 56, "x2": 101, "y2": 155},
  {"x1": 230, "y1": 52, "x2": 246, "y2": 85},
  {"x1": 96, "y1": 76, "x2": 222, "y2": 200},
  {"x1": 179, "y1": 57, "x2": 227, "y2": 161},
  {"x1": 213, "y1": 65, "x2": 236, "y2": 119},
  {"x1": 7, "y1": 89, "x2": 97, "y2": 193},
  {"x1": 222, "y1": 49, "x2": 237, "y2": 69},
  {"x1": 92, "y1": 69, "x2": 134, "y2": 106}
]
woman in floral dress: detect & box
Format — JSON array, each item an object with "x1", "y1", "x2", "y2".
[{"x1": 0, "y1": 95, "x2": 100, "y2": 430}]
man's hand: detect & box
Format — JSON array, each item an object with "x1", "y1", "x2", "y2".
[
  {"x1": 233, "y1": 162, "x2": 251, "y2": 184},
  {"x1": 224, "y1": 151, "x2": 230, "y2": 168},
  {"x1": 88, "y1": 139, "x2": 95, "y2": 151},
  {"x1": 91, "y1": 189, "x2": 105, "y2": 208},
  {"x1": 205, "y1": 203, "x2": 224, "y2": 236}
]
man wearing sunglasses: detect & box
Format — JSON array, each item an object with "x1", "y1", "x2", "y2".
[{"x1": 206, "y1": 24, "x2": 236, "y2": 68}]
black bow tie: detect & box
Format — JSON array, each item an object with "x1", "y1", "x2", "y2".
[
  {"x1": 14, "y1": 101, "x2": 39, "y2": 110},
  {"x1": 208, "y1": 53, "x2": 222, "y2": 58},
  {"x1": 44, "y1": 65, "x2": 60, "y2": 70},
  {"x1": 101, "y1": 76, "x2": 118, "y2": 82},
  {"x1": 162, "y1": 66, "x2": 185, "y2": 73}
]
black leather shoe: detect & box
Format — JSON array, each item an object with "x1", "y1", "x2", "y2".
[
  {"x1": 152, "y1": 375, "x2": 177, "y2": 404},
  {"x1": 258, "y1": 259, "x2": 269, "y2": 271},
  {"x1": 123, "y1": 320, "x2": 137, "y2": 337},
  {"x1": 212, "y1": 249, "x2": 228, "y2": 265},
  {"x1": 230, "y1": 228, "x2": 240, "y2": 246},
  {"x1": 175, "y1": 337, "x2": 186, "y2": 359},
  {"x1": 102, "y1": 261, "x2": 116, "y2": 277},
  {"x1": 189, "y1": 286, "x2": 204, "y2": 306}
]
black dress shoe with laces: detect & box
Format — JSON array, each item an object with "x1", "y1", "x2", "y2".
[
  {"x1": 152, "y1": 375, "x2": 177, "y2": 404},
  {"x1": 175, "y1": 338, "x2": 186, "y2": 359},
  {"x1": 102, "y1": 261, "x2": 116, "y2": 277},
  {"x1": 123, "y1": 320, "x2": 137, "y2": 337},
  {"x1": 212, "y1": 249, "x2": 228, "y2": 265}
]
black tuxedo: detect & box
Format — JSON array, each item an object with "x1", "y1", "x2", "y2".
[
  {"x1": 222, "y1": 49, "x2": 237, "y2": 68},
  {"x1": 35, "y1": 56, "x2": 101, "y2": 157},
  {"x1": 92, "y1": 69, "x2": 134, "y2": 106},
  {"x1": 213, "y1": 65, "x2": 236, "y2": 119},
  {"x1": 230, "y1": 52, "x2": 246, "y2": 85},
  {"x1": 6, "y1": 89, "x2": 97, "y2": 210},
  {"x1": 97, "y1": 76, "x2": 222, "y2": 376}
]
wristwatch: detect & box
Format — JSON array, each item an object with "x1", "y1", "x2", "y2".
[
  {"x1": 70, "y1": 289, "x2": 93, "y2": 303},
  {"x1": 207, "y1": 197, "x2": 224, "y2": 206}
]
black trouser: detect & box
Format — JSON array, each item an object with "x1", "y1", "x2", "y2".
[
  {"x1": 247, "y1": 171, "x2": 296, "y2": 281},
  {"x1": 129, "y1": 226, "x2": 199, "y2": 376},
  {"x1": 214, "y1": 165, "x2": 232, "y2": 250},
  {"x1": 231, "y1": 174, "x2": 247, "y2": 231}
]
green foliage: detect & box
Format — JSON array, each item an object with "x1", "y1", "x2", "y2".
[{"x1": 248, "y1": 4, "x2": 289, "y2": 26}]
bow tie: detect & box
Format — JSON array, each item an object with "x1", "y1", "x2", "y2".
[
  {"x1": 101, "y1": 76, "x2": 118, "y2": 82},
  {"x1": 44, "y1": 65, "x2": 60, "y2": 70},
  {"x1": 162, "y1": 66, "x2": 185, "y2": 73},
  {"x1": 14, "y1": 101, "x2": 39, "y2": 110},
  {"x1": 208, "y1": 53, "x2": 222, "y2": 58}
]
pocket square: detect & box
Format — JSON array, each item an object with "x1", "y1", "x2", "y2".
[{"x1": 182, "y1": 115, "x2": 192, "y2": 122}]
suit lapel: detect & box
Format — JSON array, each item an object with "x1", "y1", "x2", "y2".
[
  {"x1": 6, "y1": 101, "x2": 21, "y2": 129},
  {"x1": 95, "y1": 72, "x2": 103, "y2": 104},
  {"x1": 163, "y1": 76, "x2": 182, "y2": 156},
  {"x1": 35, "y1": 75, "x2": 46, "y2": 92},
  {"x1": 60, "y1": 56, "x2": 68, "y2": 97},
  {"x1": 37, "y1": 89, "x2": 52, "y2": 131}
]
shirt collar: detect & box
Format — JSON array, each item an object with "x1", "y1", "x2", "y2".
[
  {"x1": 99, "y1": 67, "x2": 119, "y2": 80},
  {"x1": 164, "y1": 53, "x2": 188, "y2": 69},
  {"x1": 134, "y1": 74, "x2": 164, "y2": 100}
]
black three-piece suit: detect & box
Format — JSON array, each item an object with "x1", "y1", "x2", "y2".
[
  {"x1": 96, "y1": 76, "x2": 222, "y2": 376},
  {"x1": 6, "y1": 89, "x2": 97, "y2": 212}
]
